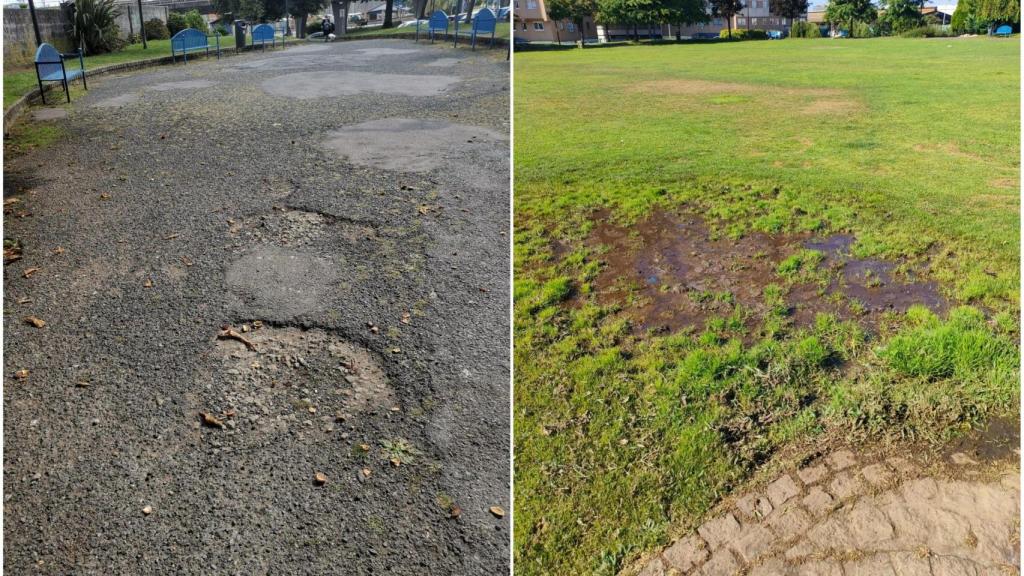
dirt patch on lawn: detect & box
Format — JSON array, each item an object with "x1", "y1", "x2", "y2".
[
  {"x1": 569, "y1": 208, "x2": 947, "y2": 336},
  {"x1": 802, "y1": 99, "x2": 861, "y2": 115},
  {"x1": 631, "y1": 79, "x2": 844, "y2": 99},
  {"x1": 913, "y1": 142, "x2": 987, "y2": 162}
]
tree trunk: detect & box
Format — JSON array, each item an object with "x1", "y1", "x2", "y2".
[
  {"x1": 342, "y1": 1, "x2": 350, "y2": 33},
  {"x1": 555, "y1": 23, "x2": 561, "y2": 44},
  {"x1": 675, "y1": 22, "x2": 681, "y2": 40},
  {"x1": 727, "y1": 17, "x2": 732, "y2": 37},
  {"x1": 577, "y1": 18, "x2": 585, "y2": 47},
  {"x1": 633, "y1": 23, "x2": 638, "y2": 40},
  {"x1": 383, "y1": 0, "x2": 395, "y2": 27},
  {"x1": 464, "y1": 0, "x2": 476, "y2": 23},
  {"x1": 331, "y1": 0, "x2": 343, "y2": 33},
  {"x1": 298, "y1": 13, "x2": 307, "y2": 37},
  {"x1": 415, "y1": 0, "x2": 427, "y2": 18}
]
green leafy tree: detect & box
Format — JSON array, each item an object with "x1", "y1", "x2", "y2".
[
  {"x1": 664, "y1": 0, "x2": 709, "y2": 38},
  {"x1": 824, "y1": 0, "x2": 875, "y2": 35},
  {"x1": 709, "y1": 0, "x2": 744, "y2": 37},
  {"x1": 183, "y1": 9, "x2": 209, "y2": 31},
  {"x1": 769, "y1": 0, "x2": 808, "y2": 21},
  {"x1": 879, "y1": 0, "x2": 923, "y2": 33},
  {"x1": 143, "y1": 17, "x2": 170, "y2": 40},
  {"x1": 548, "y1": 0, "x2": 598, "y2": 46},
  {"x1": 978, "y1": 0, "x2": 1019, "y2": 23}
]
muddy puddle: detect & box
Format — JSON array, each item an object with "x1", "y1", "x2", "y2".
[{"x1": 572, "y1": 209, "x2": 946, "y2": 335}]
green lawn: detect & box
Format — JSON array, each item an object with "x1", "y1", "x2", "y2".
[{"x1": 514, "y1": 37, "x2": 1020, "y2": 575}]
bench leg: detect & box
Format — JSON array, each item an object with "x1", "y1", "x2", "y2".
[
  {"x1": 37, "y1": 77, "x2": 47, "y2": 105},
  {"x1": 82, "y1": 71, "x2": 88, "y2": 90},
  {"x1": 64, "y1": 78, "x2": 70, "y2": 103}
]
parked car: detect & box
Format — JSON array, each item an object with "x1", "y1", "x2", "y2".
[{"x1": 397, "y1": 19, "x2": 425, "y2": 27}]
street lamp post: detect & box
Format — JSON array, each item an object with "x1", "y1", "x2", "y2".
[
  {"x1": 137, "y1": 0, "x2": 147, "y2": 48},
  {"x1": 27, "y1": 0, "x2": 42, "y2": 47}
]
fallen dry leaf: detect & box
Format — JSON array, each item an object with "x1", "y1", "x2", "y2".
[
  {"x1": 14, "y1": 369, "x2": 29, "y2": 380},
  {"x1": 164, "y1": 233, "x2": 180, "y2": 240},
  {"x1": 489, "y1": 506, "x2": 506, "y2": 518},
  {"x1": 390, "y1": 458, "x2": 401, "y2": 467},
  {"x1": 200, "y1": 412, "x2": 225, "y2": 429},
  {"x1": 51, "y1": 247, "x2": 65, "y2": 255},
  {"x1": 361, "y1": 468, "x2": 372, "y2": 478},
  {"x1": 24, "y1": 316, "x2": 45, "y2": 328},
  {"x1": 359, "y1": 443, "x2": 370, "y2": 452},
  {"x1": 314, "y1": 472, "x2": 328, "y2": 486},
  {"x1": 22, "y1": 267, "x2": 39, "y2": 278},
  {"x1": 218, "y1": 328, "x2": 257, "y2": 351},
  {"x1": 99, "y1": 193, "x2": 111, "y2": 200},
  {"x1": 4, "y1": 247, "x2": 23, "y2": 264},
  {"x1": 142, "y1": 505, "x2": 153, "y2": 515},
  {"x1": 143, "y1": 279, "x2": 153, "y2": 288},
  {"x1": 400, "y1": 312, "x2": 411, "y2": 325},
  {"x1": 449, "y1": 504, "x2": 462, "y2": 519},
  {"x1": 16, "y1": 297, "x2": 31, "y2": 304}
]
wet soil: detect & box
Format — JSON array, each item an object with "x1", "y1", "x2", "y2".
[{"x1": 573, "y1": 208, "x2": 947, "y2": 336}]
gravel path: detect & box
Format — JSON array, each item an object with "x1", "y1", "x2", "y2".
[
  {"x1": 634, "y1": 448, "x2": 1020, "y2": 576},
  {"x1": 4, "y1": 39, "x2": 509, "y2": 574}
]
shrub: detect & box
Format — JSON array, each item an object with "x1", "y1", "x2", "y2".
[
  {"x1": 215, "y1": 24, "x2": 230, "y2": 36},
  {"x1": 899, "y1": 24, "x2": 953, "y2": 37},
  {"x1": 852, "y1": 21, "x2": 877, "y2": 36},
  {"x1": 183, "y1": 9, "x2": 208, "y2": 32},
  {"x1": 718, "y1": 28, "x2": 769, "y2": 39},
  {"x1": 143, "y1": 18, "x2": 170, "y2": 40},
  {"x1": 167, "y1": 11, "x2": 187, "y2": 35},
  {"x1": 790, "y1": 21, "x2": 824, "y2": 37},
  {"x1": 63, "y1": 0, "x2": 124, "y2": 55}
]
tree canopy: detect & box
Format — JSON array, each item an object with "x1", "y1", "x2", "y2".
[
  {"x1": 824, "y1": 0, "x2": 876, "y2": 34},
  {"x1": 709, "y1": 0, "x2": 743, "y2": 36},
  {"x1": 769, "y1": 0, "x2": 808, "y2": 19}
]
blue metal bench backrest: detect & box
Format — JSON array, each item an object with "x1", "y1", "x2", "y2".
[
  {"x1": 172, "y1": 28, "x2": 208, "y2": 52},
  {"x1": 995, "y1": 24, "x2": 1012, "y2": 35},
  {"x1": 252, "y1": 23, "x2": 275, "y2": 42},
  {"x1": 35, "y1": 43, "x2": 64, "y2": 80},
  {"x1": 473, "y1": 8, "x2": 497, "y2": 34},
  {"x1": 429, "y1": 10, "x2": 448, "y2": 32}
]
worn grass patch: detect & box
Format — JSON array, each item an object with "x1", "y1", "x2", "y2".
[{"x1": 514, "y1": 37, "x2": 1019, "y2": 576}]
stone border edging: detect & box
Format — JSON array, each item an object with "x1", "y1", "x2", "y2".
[{"x1": 334, "y1": 30, "x2": 509, "y2": 48}]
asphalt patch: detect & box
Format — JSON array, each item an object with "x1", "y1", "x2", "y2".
[{"x1": 261, "y1": 71, "x2": 460, "y2": 98}]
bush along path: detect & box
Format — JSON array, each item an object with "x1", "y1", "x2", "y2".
[
  {"x1": 3, "y1": 39, "x2": 509, "y2": 574},
  {"x1": 633, "y1": 445, "x2": 1020, "y2": 576}
]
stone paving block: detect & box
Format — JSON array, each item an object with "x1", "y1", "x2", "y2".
[
  {"x1": 747, "y1": 558, "x2": 787, "y2": 576},
  {"x1": 930, "y1": 555, "x2": 984, "y2": 575},
  {"x1": 801, "y1": 486, "x2": 836, "y2": 517},
  {"x1": 730, "y1": 524, "x2": 774, "y2": 563},
  {"x1": 793, "y1": 560, "x2": 843, "y2": 576},
  {"x1": 766, "y1": 505, "x2": 813, "y2": 542},
  {"x1": 784, "y1": 538, "x2": 816, "y2": 560},
  {"x1": 827, "y1": 450, "x2": 857, "y2": 471},
  {"x1": 847, "y1": 502, "x2": 895, "y2": 548},
  {"x1": 735, "y1": 493, "x2": 773, "y2": 521},
  {"x1": 843, "y1": 552, "x2": 897, "y2": 575},
  {"x1": 766, "y1": 475, "x2": 801, "y2": 507},
  {"x1": 829, "y1": 470, "x2": 865, "y2": 500},
  {"x1": 698, "y1": 550, "x2": 740, "y2": 576},
  {"x1": 664, "y1": 536, "x2": 708, "y2": 572},
  {"x1": 796, "y1": 464, "x2": 828, "y2": 486},
  {"x1": 639, "y1": 557, "x2": 666, "y2": 576},
  {"x1": 886, "y1": 457, "x2": 919, "y2": 477},
  {"x1": 888, "y1": 551, "x2": 932, "y2": 576},
  {"x1": 861, "y1": 463, "x2": 895, "y2": 488},
  {"x1": 698, "y1": 514, "x2": 742, "y2": 550}
]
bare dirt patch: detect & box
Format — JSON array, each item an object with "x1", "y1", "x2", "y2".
[
  {"x1": 913, "y1": 142, "x2": 986, "y2": 162},
  {"x1": 244, "y1": 209, "x2": 375, "y2": 247},
  {"x1": 261, "y1": 71, "x2": 460, "y2": 99},
  {"x1": 631, "y1": 79, "x2": 843, "y2": 98},
  {"x1": 574, "y1": 209, "x2": 946, "y2": 335},
  {"x1": 802, "y1": 99, "x2": 861, "y2": 115}
]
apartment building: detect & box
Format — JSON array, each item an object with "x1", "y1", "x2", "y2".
[{"x1": 512, "y1": 0, "x2": 596, "y2": 42}]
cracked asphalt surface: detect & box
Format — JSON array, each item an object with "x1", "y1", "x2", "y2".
[{"x1": 4, "y1": 38, "x2": 509, "y2": 574}]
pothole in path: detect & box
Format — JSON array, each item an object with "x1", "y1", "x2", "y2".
[
  {"x1": 575, "y1": 209, "x2": 947, "y2": 335},
  {"x1": 242, "y1": 209, "x2": 377, "y2": 248},
  {"x1": 225, "y1": 245, "x2": 339, "y2": 318},
  {"x1": 260, "y1": 71, "x2": 460, "y2": 99},
  {"x1": 213, "y1": 324, "x2": 395, "y2": 431},
  {"x1": 90, "y1": 93, "x2": 140, "y2": 108}
]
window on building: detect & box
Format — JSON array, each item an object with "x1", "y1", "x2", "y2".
[
  {"x1": 533, "y1": 21, "x2": 544, "y2": 29},
  {"x1": 514, "y1": 0, "x2": 518, "y2": 6},
  {"x1": 567, "y1": 22, "x2": 576, "y2": 31},
  {"x1": 527, "y1": 0, "x2": 537, "y2": 8},
  {"x1": 755, "y1": 0, "x2": 763, "y2": 8},
  {"x1": 522, "y1": 22, "x2": 528, "y2": 29}
]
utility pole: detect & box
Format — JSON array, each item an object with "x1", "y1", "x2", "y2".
[
  {"x1": 27, "y1": 0, "x2": 42, "y2": 47},
  {"x1": 138, "y1": 0, "x2": 147, "y2": 48}
]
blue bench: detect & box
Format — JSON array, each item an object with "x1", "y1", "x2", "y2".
[
  {"x1": 416, "y1": 10, "x2": 449, "y2": 43},
  {"x1": 34, "y1": 43, "x2": 87, "y2": 104},
  {"x1": 251, "y1": 23, "x2": 280, "y2": 50},
  {"x1": 455, "y1": 7, "x2": 497, "y2": 49},
  {"x1": 171, "y1": 28, "x2": 221, "y2": 63},
  {"x1": 994, "y1": 24, "x2": 1013, "y2": 37},
  {"x1": 768, "y1": 30, "x2": 783, "y2": 39}
]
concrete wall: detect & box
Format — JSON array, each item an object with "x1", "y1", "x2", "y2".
[
  {"x1": 3, "y1": 7, "x2": 72, "y2": 65},
  {"x1": 114, "y1": 3, "x2": 170, "y2": 38}
]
